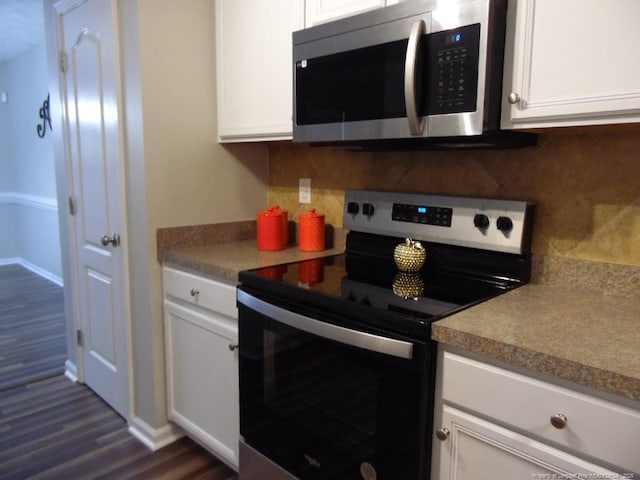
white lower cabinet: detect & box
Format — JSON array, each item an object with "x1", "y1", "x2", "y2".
[
  {"x1": 162, "y1": 266, "x2": 239, "y2": 470},
  {"x1": 437, "y1": 405, "x2": 618, "y2": 479},
  {"x1": 432, "y1": 349, "x2": 640, "y2": 479}
]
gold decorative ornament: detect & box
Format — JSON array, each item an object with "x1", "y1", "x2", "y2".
[
  {"x1": 392, "y1": 272, "x2": 425, "y2": 300},
  {"x1": 393, "y1": 238, "x2": 426, "y2": 272}
]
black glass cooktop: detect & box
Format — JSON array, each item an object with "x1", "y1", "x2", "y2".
[{"x1": 238, "y1": 244, "x2": 526, "y2": 341}]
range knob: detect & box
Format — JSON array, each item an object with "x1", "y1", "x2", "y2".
[
  {"x1": 496, "y1": 216, "x2": 514, "y2": 233},
  {"x1": 473, "y1": 213, "x2": 490, "y2": 229},
  {"x1": 347, "y1": 202, "x2": 359, "y2": 214},
  {"x1": 362, "y1": 202, "x2": 375, "y2": 216}
]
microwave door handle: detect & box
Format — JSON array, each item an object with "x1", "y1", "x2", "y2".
[
  {"x1": 404, "y1": 20, "x2": 426, "y2": 136},
  {"x1": 237, "y1": 290, "x2": 413, "y2": 360}
]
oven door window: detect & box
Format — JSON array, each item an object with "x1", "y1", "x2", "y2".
[{"x1": 239, "y1": 302, "x2": 430, "y2": 480}]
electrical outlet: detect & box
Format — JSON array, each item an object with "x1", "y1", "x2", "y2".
[{"x1": 299, "y1": 178, "x2": 311, "y2": 204}]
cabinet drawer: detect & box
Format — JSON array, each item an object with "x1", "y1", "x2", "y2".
[
  {"x1": 163, "y1": 266, "x2": 237, "y2": 319},
  {"x1": 441, "y1": 351, "x2": 640, "y2": 474}
]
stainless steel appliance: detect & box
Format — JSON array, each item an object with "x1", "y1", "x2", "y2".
[
  {"x1": 237, "y1": 190, "x2": 534, "y2": 479},
  {"x1": 292, "y1": 0, "x2": 536, "y2": 149}
]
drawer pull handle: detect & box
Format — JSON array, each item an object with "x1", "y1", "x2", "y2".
[
  {"x1": 550, "y1": 413, "x2": 568, "y2": 429},
  {"x1": 228, "y1": 343, "x2": 239, "y2": 351},
  {"x1": 436, "y1": 427, "x2": 450, "y2": 441},
  {"x1": 190, "y1": 288, "x2": 200, "y2": 297}
]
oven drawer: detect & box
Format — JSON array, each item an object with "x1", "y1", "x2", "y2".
[
  {"x1": 163, "y1": 266, "x2": 236, "y2": 319},
  {"x1": 440, "y1": 351, "x2": 640, "y2": 473}
]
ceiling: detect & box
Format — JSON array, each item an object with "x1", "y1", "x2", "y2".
[{"x1": 0, "y1": 0, "x2": 45, "y2": 63}]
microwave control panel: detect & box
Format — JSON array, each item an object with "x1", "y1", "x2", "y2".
[{"x1": 426, "y1": 23, "x2": 480, "y2": 115}]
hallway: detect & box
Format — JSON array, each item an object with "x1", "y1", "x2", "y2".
[
  {"x1": 0, "y1": 264, "x2": 65, "y2": 392},
  {"x1": 0, "y1": 265, "x2": 237, "y2": 479}
]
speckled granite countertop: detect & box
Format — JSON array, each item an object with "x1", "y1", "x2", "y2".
[
  {"x1": 162, "y1": 239, "x2": 344, "y2": 284},
  {"x1": 433, "y1": 257, "x2": 640, "y2": 403},
  {"x1": 159, "y1": 223, "x2": 639, "y2": 403},
  {"x1": 158, "y1": 220, "x2": 346, "y2": 283}
]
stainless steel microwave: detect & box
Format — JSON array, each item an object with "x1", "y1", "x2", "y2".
[{"x1": 292, "y1": 0, "x2": 535, "y2": 149}]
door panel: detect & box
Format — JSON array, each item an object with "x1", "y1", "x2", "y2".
[
  {"x1": 87, "y1": 268, "x2": 116, "y2": 367},
  {"x1": 57, "y1": 0, "x2": 129, "y2": 418}
]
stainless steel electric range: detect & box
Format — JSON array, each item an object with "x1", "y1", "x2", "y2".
[{"x1": 237, "y1": 190, "x2": 534, "y2": 480}]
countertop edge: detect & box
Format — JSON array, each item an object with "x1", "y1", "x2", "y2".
[{"x1": 432, "y1": 322, "x2": 640, "y2": 403}]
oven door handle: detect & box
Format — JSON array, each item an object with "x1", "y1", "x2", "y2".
[{"x1": 237, "y1": 290, "x2": 414, "y2": 360}]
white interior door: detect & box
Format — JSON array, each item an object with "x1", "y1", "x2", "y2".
[{"x1": 56, "y1": 0, "x2": 130, "y2": 418}]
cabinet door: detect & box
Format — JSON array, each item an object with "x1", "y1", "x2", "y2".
[
  {"x1": 502, "y1": 0, "x2": 640, "y2": 128},
  {"x1": 164, "y1": 300, "x2": 239, "y2": 469},
  {"x1": 434, "y1": 406, "x2": 621, "y2": 480},
  {"x1": 215, "y1": 0, "x2": 304, "y2": 142},
  {"x1": 305, "y1": 0, "x2": 387, "y2": 26}
]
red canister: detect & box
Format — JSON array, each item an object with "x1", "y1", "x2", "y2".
[
  {"x1": 257, "y1": 207, "x2": 285, "y2": 251},
  {"x1": 299, "y1": 208, "x2": 325, "y2": 252},
  {"x1": 273, "y1": 205, "x2": 289, "y2": 246}
]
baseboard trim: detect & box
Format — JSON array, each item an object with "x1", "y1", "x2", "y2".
[
  {"x1": 0, "y1": 257, "x2": 21, "y2": 266},
  {"x1": 0, "y1": 257, "x2": 63, "y2": 286},
  {"x1": 64, "y1": 360, "x2": 78, "y2": 383},
  {"x1": 128, "y1": 416, "x2": 185, "y2": 451}
]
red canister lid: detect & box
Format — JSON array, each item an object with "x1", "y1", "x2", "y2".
[{"x1": 299, "y1": 208, "x2": 325, "y2": 252}]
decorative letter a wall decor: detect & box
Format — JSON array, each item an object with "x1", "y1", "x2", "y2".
[{"x1": 37, "y1": 93, "x2": 52, "y2": 138}]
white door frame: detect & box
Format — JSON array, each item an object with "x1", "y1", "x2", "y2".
[{"x1": 53, "y1": 0, "x2": 133, "y2": 420}]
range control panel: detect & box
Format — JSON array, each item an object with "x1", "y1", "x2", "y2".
[
  {"x1": 343, "y1": 190, "x2": 534, "y2": 255},
  {"x1": 392, "y1": 203, "x2": 453, "y2": 227}
]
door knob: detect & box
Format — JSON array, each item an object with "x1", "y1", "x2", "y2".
[
  {"x1": 507, "y1": 92, "x2": 521, "y2": 104},
  {"x1": 436, "y1": 427, "x2": 450, "y2": 441},
  {"x1": 101, "y1": 233, "x2": 120, "y2": 247}
]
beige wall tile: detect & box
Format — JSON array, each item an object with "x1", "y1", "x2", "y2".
[{"x1": 268, "y1": 132, "x2": 640, "y2": 266}]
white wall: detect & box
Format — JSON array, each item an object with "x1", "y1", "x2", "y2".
[
  {"x1": 0, "y1": 41, "x2": 61, "y2": 283},
  {"x1": 119, "y1": 0, "x2": 268, "y2": 431}
]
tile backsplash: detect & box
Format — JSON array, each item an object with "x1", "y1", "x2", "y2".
[{"x1": 268, "y1": 132, "x2": 640, "y2": 267}]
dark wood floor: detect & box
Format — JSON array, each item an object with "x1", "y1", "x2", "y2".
[
  {"x1": 0, "y1": 264, "x2": 238, "y2": 480},
  {"x1": 0, "y1": 264, "x2": 66, "y2": 391}
]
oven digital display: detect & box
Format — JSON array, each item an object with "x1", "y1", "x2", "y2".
[{"x1": 392, "y1": 203, "x2": 452, "y2": 227}]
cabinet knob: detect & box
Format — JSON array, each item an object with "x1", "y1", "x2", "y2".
[
  {"x1": 550, "y1": 413, "x2": 568, "y2": 429},
  {"x1": 190, "y1": 288, "x2": 199, "y2": 297},
  {"x1": 508, "y1": 92, "x2": 521, "y2": 104},
  {"x1": 436, "y1": 427, "x2": 450, "y2": 441},
  {"x1": 228, "y1": 343, "x2": 239, "y2": 351}
]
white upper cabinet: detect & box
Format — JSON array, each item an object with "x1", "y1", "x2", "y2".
[
  {"x1": 305, "y1": 0, "x2": 393, "y2": 26},
  {"x1": 502, "y1": 0, "x2": 640, "y2": 129},
  {"x1": 215, "y1": 0, "x2": 304, "y2": 142}
]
